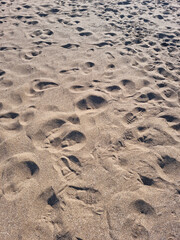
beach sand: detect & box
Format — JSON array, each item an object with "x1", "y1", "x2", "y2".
[{"x1": 0, "y1": 0, "x2": 180, "y2": 239}]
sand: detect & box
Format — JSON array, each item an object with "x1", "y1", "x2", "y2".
[{"x1": 0, "y1": 0, "x2": 180, "y2": 239}]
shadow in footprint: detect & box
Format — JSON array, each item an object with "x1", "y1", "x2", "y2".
[
  {"x1": 0, "y1": 112, "x2": 19, "y2": 119},
  {"x1": 61, "y1": 43, "x2": 80, "y2": 49},
  {"x1": 85, "y1": 62, "x2": 95, "y2": 68},
  {"x1": 47, "y1": 192, "x2": 59, "y2": 206},
  {"x1": 68, "y1": 155, "x2": 81, "y2": 167},
  {"x1": 35, "y1": 81, "x2": 58, "y2": 90},
  {"x1": 39, "y1": 187, "x2": 59, "y2": 207},
  {"x1": 133, "y1": 200, "x2": 155, "y2": 215},
  {"x1": 76, "y1": 27, "x2": 84, "y2": 32},
  {"x1": 139, "y1": 175, "x2": 154, "y2": 186},
  {"x1": 106, "y1": 85, "x2": 120, "y2": 92},
  {"x1": 79, "y1": 32, "x2": 92, "y2": 36},
  {"x1": 0, "y1": 69, "x2": 5, "y2": 76},
  {"x1": 59, "y1": 68, "x2": 79, "y2": 74},
  {"x1": 159, "y1": 115, "x2": 178, "y2": 122},
  {"x1": 33, "y1": 79, "x2": 59, "y2": 91}
]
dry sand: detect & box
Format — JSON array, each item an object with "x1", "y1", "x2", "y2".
[{"x1": 0, "y1": 0, "x2": 180, "y2": 239}]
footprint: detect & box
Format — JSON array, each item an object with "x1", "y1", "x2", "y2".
[
  {"x1": 67, "y1": 114, "x2": 80, "y2": 124},
  {"x1": 61, "y1": 43, "x2": 80, "y2": 49},
  {"x1": 157, "y1": 155, "x2": 180, "y2": 179},
  {"x1": 30, "y1": 29, "x2": 42, "y2": 37},
  {"x1": 0, "y1": 102, "x2": 3, "y2": 111},
  {"x1": 20, "y1": 109, "x2": 35, "y2": 125},
  {"x1": 76, "y1": 94, "x2": 107, "y2": 111},
  {"x1": 0, "y1": 79, "x2": 13, "y2": 88},
  {"x1": 60, "y1": 155, "x2": 81, "y2": 175},
  {"x1": 105, "y1": 52, "x2": 115, "y2": 59},
  {"x1": 45, "y1": 129, "x2": 86, "y2": 151},
  {"x1": 81, "y1": 62, "x2": 95, "y2": 73},
  {"x1": 120, "y1": 79, "x2": 136, "y2": 94},
  {"x1": 67, "y1": 186, "x2": 101, "y2": 205},
  {"x1": 0, "y1": 112, "x2": 19, "y2": 119},
  {"x1": 0, "y1": 111, "x2": 21, "y2": 131},
  {"x1": 26, "y1": 115, "x2": 68, "y2": 149},
  {"x1": 51, "y1": 7, "x2": 60, "y2": 13},
  {"x1": 106, "y1": 85, "x2": 121, "y2": 92},
  {"x1": 76, "y1": 27, "x2": 84, "y2": 32},
  {"x1": 123, "y1": 129, "x2": 135, "y2": 141},
  {"x1": 132, "y1": 199, "x2": 155, "y2": 215},
  {"x1": 105, "y1": 32, "x2": 116, "y2": 36},
  {"x1": 39, "y1": 187, "x2": 59, "y2": 207},
  {"x1": 21, "y1": 49, "x2": 42, "y2": 60},
  {"x1": 59, "y1": 68, "x2": 79, "y2": 74},
  {"x1": 68, "y1": 155, "x2": 81, "y2": 167},
  {"x1": 162, "y1": 88, "x2": 177, "y2": 100},
  {"x1": 58, "y1": 18, "x2": 73, "y2": 26},
  {"x1": 171, "y1": 123, "x2": 180, "y2": 131},
  {"x1": 122, "y1": 220, "x2": 149, "y2": 240},
  {"x1": 37, "y1": 11, "x2": 48, "y2": 17},
  {"x1": 79, "y1": 32, "x2": 92, "y2": 36},
  {"x1": 32, "y1": 79, "x2": 59, "y2": 91},
  {"x1": 19, "y1": 220, "x2": 54, "y2": 240},
  {"x1": 33, "y1": 40, "x2": 54, "y2": 47},
  {"x1": 85, "y1": 62, "x2": 95, "y2": 68},
  {"x1": 0, "y1": 30, "x2": 4, "y2": 37},
  {"x1": 157, "y1": 67, "x2": 171, "y2": 78},
  {"x1": 1, "y1": 153, "x2": 39, "y2": 198},
  {"x1": 94, "y1": 41, "x2": 112, "y2": 47},
  {"x1": 136, "y1": 90, "x2": 161, "y2": 103},
  {"x1": 43, "y1": 118, "x2": 66, "y2": 132},
  {"x1": 107, "y1": 64, "x2": 115, "y2": 69},
  {"x1": 43, "y1": 29, "x2": 53, "y2": 36},
  {"x1": 138, "y1": 127, "x2": 177, "y2": 146},
  {"x1": 62, "y1": 130, "x2": 85, "y2": 147},
  {"x1": 70, "y1": 85, "x2": 85, "y2": 92},
  {"x1": 124, "y1": 112, "x2": 137, "y2": 124},
  {"x1": 139, "y1": 175, "x2": 154, "y2": 186},
  {"x1": 0, "y1": 69, "x2": 5, "y2": 77},
  {"x1": 27, "y1": 20, "x2": 39, "y2": 25},
  {"x1": 124, "y1": 107, "x2": 146, "y2": 125},
  {"x1": 25, "y1": 161, "x2": 39, "y2": 175},
  {"x1": 159, "y1": 114, "x2": 178, "y2": 123},
  {"x1": 56, "y1": 232, "x2": 72, "y2": 240},
  {"x1": 70, "y1": 84, "x2": 93, "y2": 92},
  {"x1": 27, "y1": 79, "x2": 59, "y2": 98},
  {"x1": 23, "y1": 4, "x2": 31, "y2": 9},
  {"x1": 107, "y1": 192, "x2": 154, "y2": 240}
]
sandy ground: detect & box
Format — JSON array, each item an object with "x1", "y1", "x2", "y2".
[{"x1": 0, "y1": 0, "x2": 180, "y2": 239}]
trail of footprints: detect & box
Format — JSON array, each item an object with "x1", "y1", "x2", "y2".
[{"x1": 0, "y1": 69, "x2": 179, "y2": 240}]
